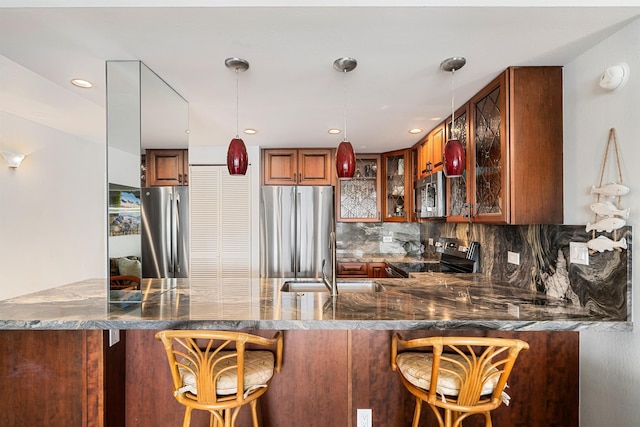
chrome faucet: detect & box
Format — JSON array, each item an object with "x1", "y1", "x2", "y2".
[{"x1": 322, "y1": 231, "x2": 338, "y2": 297}]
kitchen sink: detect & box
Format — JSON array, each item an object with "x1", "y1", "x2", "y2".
[{"x1": 280, "y1": 279, "x2": 384, "y2": 293}]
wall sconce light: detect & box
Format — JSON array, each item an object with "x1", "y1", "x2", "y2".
[
  {"x1": 599, "y1": 63, "x2": 630, "y2": 92},
  {"x1": 1, "y1": 151, "x2": 25, "y2": 169}
]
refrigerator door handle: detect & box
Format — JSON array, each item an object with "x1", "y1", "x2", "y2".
[
  {"x1": 296, "y1": 191, "x2": 302, "y2": 273},
  {"x1": 174, "y1": 192, "x2": 181, "y2": 274},
  {"x1": 290, "y1": 189, "x2": 298, "y2": 274},
  {"x1": 168, "y1": 192, "x2": 175, "y2": 274}
]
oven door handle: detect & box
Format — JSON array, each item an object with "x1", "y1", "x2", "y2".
[{"x1": 385, "y1": 266, "x2": 407, "y2": 278}]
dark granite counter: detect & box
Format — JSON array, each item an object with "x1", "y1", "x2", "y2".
[
  {"x1": 0, "y1": 274, "x2": 630, "y2": 331},
  {"x1": 337, "y1": 253, "x2": 439, "y2": 263}
]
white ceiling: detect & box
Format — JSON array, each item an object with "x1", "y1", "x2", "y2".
[{"x1": 1, "y1": 2, "x2": 639, "y2": 155}]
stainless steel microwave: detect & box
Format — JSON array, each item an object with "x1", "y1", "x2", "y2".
[{"x1": 414, "y1": 171, "x2": 446, "y2": 218}]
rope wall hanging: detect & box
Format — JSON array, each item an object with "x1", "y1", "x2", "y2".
[{"x1": 586, "y1": 128, "x2": 629, "y2": 253}]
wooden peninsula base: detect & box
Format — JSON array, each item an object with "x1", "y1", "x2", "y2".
[{"x1": 0, "y1": 329, "x2": 578, "y2": 427}]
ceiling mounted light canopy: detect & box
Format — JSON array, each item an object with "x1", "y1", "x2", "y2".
[
  {"x1": 1, "y1": 151, "x2": 25, "y2": 169},
  {"x1": 333, "y1": 57, "x2": 357, "y2": 180},
  {"x1": 225, "y1": 57, "x2": 250, "y2": 176},
  {"x1": 440, "y1": 56, "x2": 467, "y2": 178}
]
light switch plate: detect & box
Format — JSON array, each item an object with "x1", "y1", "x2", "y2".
[
  {"x1": 570, "y1": 242, "x2": 589, "y2": 265},
  {"x1": 507, "y1": 251, "x2": 520, "y2": 265}
]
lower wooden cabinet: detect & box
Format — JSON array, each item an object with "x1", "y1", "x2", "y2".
[
  {"x1": 368, "y1": 262, "x2": 387, "y2": 278},
  {"x1": 336, "y1": 261, "x2": 369, "y2": 277},
  {"x1": 337, "y1": 261, "x2": 388, "y2": 278}
]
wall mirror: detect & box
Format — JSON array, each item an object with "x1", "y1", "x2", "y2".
[{"x1": 107, "y1": 60, "x2": 189, "y2": 302}]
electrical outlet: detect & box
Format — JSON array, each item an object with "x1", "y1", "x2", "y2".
[
  {"x1": 383, "y1": 236, "x2": 393, "y2": 243},
  {"x1": 569, "y1": 242, "x2": 589, "y2": 265},
  {"x1": 109, "y1": 329, "x2": 120, "y2": 347},
  {"x1": 507, "y1": 251, "x2": 520, "y2": 265},
  {"x1": 357, "y1": 409, "x2": 372, "y2": 427},
  {"x1": 428, "y1": 238, "x2": 434, "y2": 246}
]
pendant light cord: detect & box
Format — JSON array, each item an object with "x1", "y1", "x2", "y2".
[
  {"x1": 450, "y1": 68, "x2": 456, "y2": 139},
  {"x1": 343, "y1": 69, "x2": 348, "y2": 142},
  {"x1": 235, "y1": 68, "x2": 240, "y2": 138}
]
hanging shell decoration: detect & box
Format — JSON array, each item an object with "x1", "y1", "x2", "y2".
[{"x1": 585, "y1": 129, "x2": 629, "y2": 254}]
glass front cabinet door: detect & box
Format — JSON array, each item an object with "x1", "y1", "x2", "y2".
[
  {"x1": 336, "y1": 155, "x2": 381, "y2": 222},
  {"x1": 382, "y1": 149, "x2": 411, "y2": 222},
  {"x1": 445, "y1": 66, "x2": 563, "y2": 225},
  {"x1": 445, "y1": 104, "x2": 470, "y2": 222}
]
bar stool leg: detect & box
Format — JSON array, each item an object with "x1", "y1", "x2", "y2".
[
  {"x1": 182, "y1": 407, "x2": 193, "y2": 427},
  {"x1": 412, "y1": 396, "x2": 422, "y2": 427},
  {"x1": 250, "y1": 399, "x2": 260, "y2": 426}
]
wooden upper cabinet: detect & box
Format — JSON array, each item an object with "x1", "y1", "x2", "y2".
[
  {"x1": 430, "y1": 124, "x2": 445, "y2": 173},
  {"x1": 262, "y1": 148, "x2": 332, "y2": 185},
  {"x1": 382, "y1": 149, "x2": 412, "y2": 222},
  {"x1": 336, "y1": 154, "x2": 381, "y2": 222},
  {"x1": 416, "y1": 124, "x2": 445, "y2": 179},
  {"x1": 146, "y1": 149, "x2": 188, "y2": 186},
  {"x1": 445, "y1": 66, "x2": 563, "y2": 224},
  {"x1": 416, "y1": 135, "x2": 429, "y2": 179}
]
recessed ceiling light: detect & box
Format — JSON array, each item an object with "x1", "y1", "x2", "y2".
[
  {"x1": 409, "y1": 128, "x2": 423, "y2": 134},
  {"x1": 243, "y1": 128, "x2": 257, "y2": 135},
  {"x1": 70, "y1": 79, "x2": 93, "y2": 88},
  {"x1": 328, "y1": 128, "x2": 341, "y2": 135}
]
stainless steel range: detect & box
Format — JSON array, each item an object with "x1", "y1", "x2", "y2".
[{"x1": 385, "y1": 237, "x2": 480, "y2": 278}]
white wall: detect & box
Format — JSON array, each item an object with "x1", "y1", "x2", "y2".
[
  {"x1": 0, "y1": 112, "x2": 106, "y2": 300},
  {"x1": 563, "y1": 17, "x2": 640, "y2": 426}
]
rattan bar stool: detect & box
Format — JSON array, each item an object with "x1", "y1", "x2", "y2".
[
  {"x1": 156, "y1": 330, "x2": 283, "y2": 427},
  {"x1": 391, "y1": 334, "x2": 529, "y2": 427}
]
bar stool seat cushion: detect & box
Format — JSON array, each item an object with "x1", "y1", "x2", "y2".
[
  {"x1": 396, "y1": 352, "x2": 499, "y2": 397},
  {"x1": 177, "y1": 350, "x2": 275, "y2": 396}
]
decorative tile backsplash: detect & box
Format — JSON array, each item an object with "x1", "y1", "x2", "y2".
[
  {"x1": 336, "y1": 222, "x2": 421, "y2": 256},
  {"x1": 337, "y1": 222, "x2": 631, "y2": 321}
]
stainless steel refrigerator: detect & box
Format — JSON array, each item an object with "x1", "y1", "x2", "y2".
[
  {"x1": 260, "y1": 186, "x2": 335, "y2": 279},
  {"x1": 141, "y1": 186, "x2": 189, "y2": 278}
]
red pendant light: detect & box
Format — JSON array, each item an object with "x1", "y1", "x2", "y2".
[
  {"x1": 336, "y1": 140, "x2": 356, "y2": 179},
  {"x1": 440, "y1": 57, "x2": 467, "y2": 178},
  {"x1": 225, "y1": 57, "x2": 250, "y2": 175},
  {"x1": 227, "y1": 137, "x2": 248, "y2": 175},
  {"x1": 333, "y1": 57, "x2": 358, "y2": 179},
  {"x1": 443, "y1": 138, "x2": 466, "y2": 177}
]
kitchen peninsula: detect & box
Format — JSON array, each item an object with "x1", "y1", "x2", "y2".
[
  {"x1": 0, "y1": 274, "x2": 629, "y2": 330},
  {"x1": 0, "y1": 273, "x2": 629, "y2": 427}
]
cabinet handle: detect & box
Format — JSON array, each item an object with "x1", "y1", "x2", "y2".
[
  {"x1": 464, "y1": 203, "x2": 473, "y2": 219},
  {"x1": 178, "y1": 173, "x2": 182, "y2": 183}
]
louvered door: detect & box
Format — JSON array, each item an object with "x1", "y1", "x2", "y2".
[{"x1": 189, "y1": 165, "x2": 254, "y2": 317}]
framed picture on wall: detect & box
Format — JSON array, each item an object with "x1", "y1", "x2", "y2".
[{"x1": 108, "y1": 183, "x2": 141, "y2": 237}]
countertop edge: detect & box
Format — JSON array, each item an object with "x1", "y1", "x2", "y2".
[{"x1": 0, "y1": 319, "x2": 631, "y2": 332}]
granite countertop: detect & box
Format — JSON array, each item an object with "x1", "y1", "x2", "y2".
[
  {"x1": 337, "y1": 253, "x2": 440, "y2": 263},
  {"x1": 0, "y1": 274, "x2": 630, "y2": 331}
]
